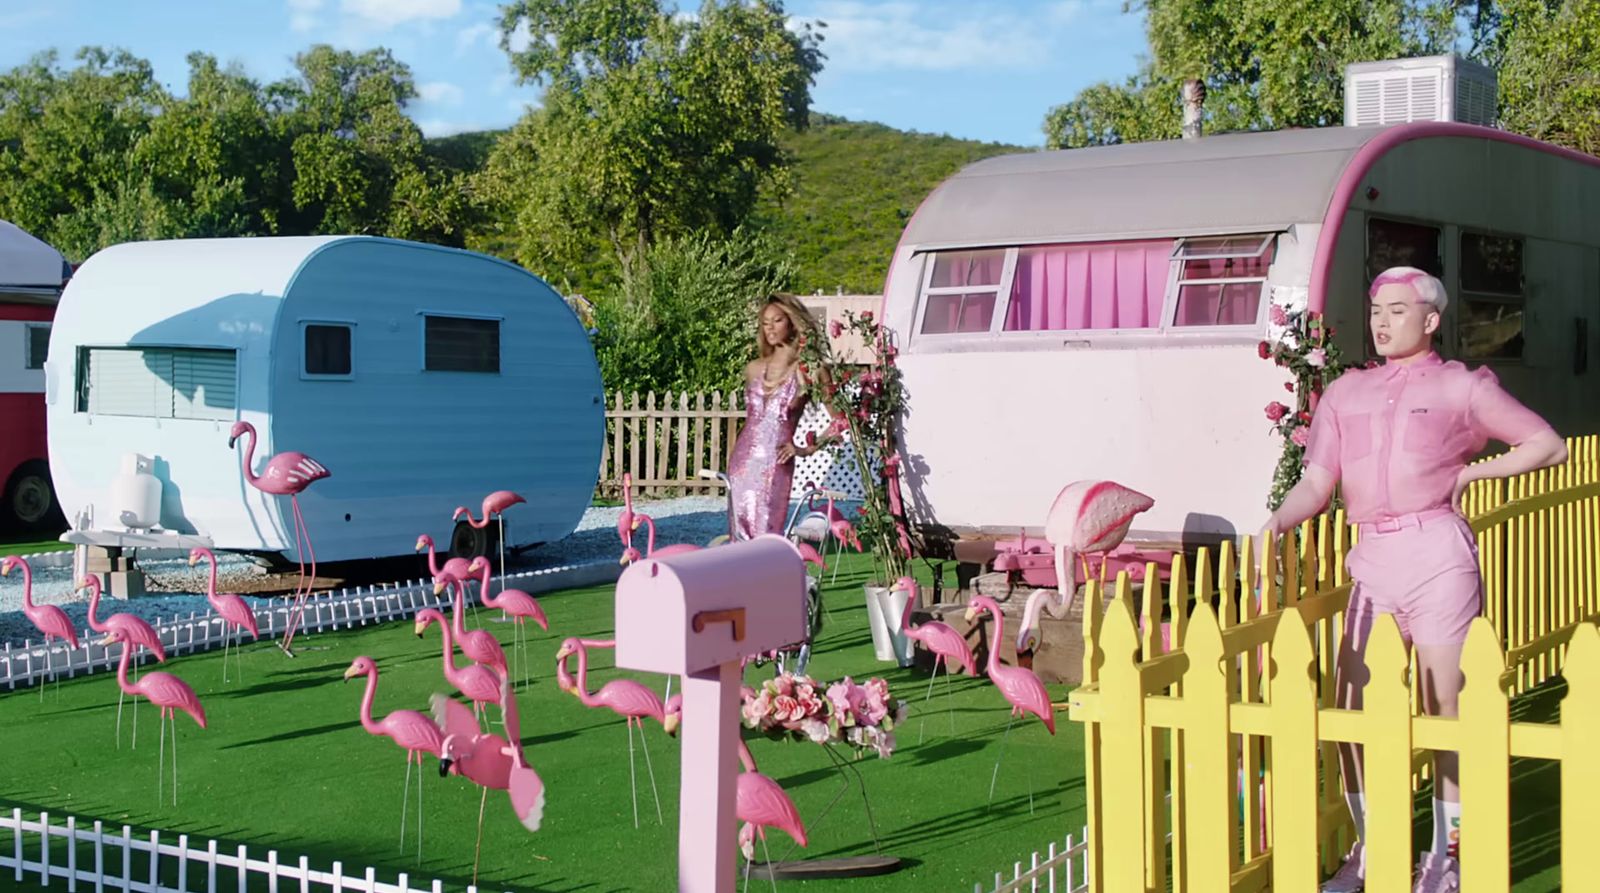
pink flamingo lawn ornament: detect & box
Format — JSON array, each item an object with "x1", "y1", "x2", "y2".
[
  {"x1": 99, "y1": 627, "x2": 206, "y2": 807},
  {"x1": 621, "y1": 514, "x2": 703, "y2": 564},
  {"x1": 555, "y1": 636, "x2": 668, "y2": 828},
  {"x1": 823, "y1": 494, "x2": 861, "y2": 584},
  {"x1": 736, "y1": 740, "x2": 807, "y2": 893},
  {"x1": 414, "y1": 609, "x2": 506, "y2": 727},
  {"x1": 617, "y1": 472, "x2": 647, "y2": 549},
  {"x1": 1016, "y1": 480, "x2": 1156, "y2": 653},
  {"x1": 434, "y1": 670, "x2": 545, "y2": 886},
  {"x1": 82, "y1": 574, "x2": 166, "y2": 746},
  {"x1": 433, "y1": 569, "x2": 508, "y2": 677},
  {"x1": 466, "y1": 556, "x2": 546, "y2": 691},
  {"x1": 964, "y1": 595, "x2": 1055, "y2": 812},
  {"x1": 454, "y1": 490, "x2": 526, "y2": 622},
  {"x1": 2, "y1": 556, "x2": 80, "y2": 700},
  {"x1": 890, "y1": 577, "x2": 975, "y2": 742},
  {"x1": 342, "y1": 656, "x2": 445, "y2": 863},
  {"x1": 227, "y1": 421, "x2": 329, "y2": 658},
  {"x1": 415, "y1": 533, "x2": 471, "y2": 583},
  {"x1": 188, "y1": 548, "x2": 260, "y2": 685}
]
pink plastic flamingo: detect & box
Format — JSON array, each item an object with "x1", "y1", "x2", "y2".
[
  {"x1": 3, "y1": 556, "x2": 79, "y2": 700},
  {"x1": 414, "y1": 609, "x2": 505, "y2": 726},
  {"x1": 99, "y1": 627, "x2": 206, "y2": 807},
  {"x1": 825, "y1": 495, "x2": 861, "y2": 584},
  {"x1": 736, "y1": 740, "x2": 808, "y2": 871},
  {"x1": 965, "y1": 594, "x2": 1055, "y2": 810},
  {"x1": 416, "y1": 533, "x2": 471, "y2": 582},
  {"x1": 454, "y1": 490, "x2": 526, "y2": 618},
  {"x1": 343, "y1": 655, "x2": 445, "y2": 862},
  {"x1": 891, "y1": 577, "x2": 975, "y2": 741},
  {"x1": 622, "y1": 515, "x2": 703, "y2": 565},
  {"x1": 82, "y1": 574, "x2": 165, "y2": 745},
  {"x1": 467, "y1": 556, "x2": 546, "y2": 691},
  {"x1": 1017, "y1": 480, "x2": 1156, "y2": 652},
  {"x1": 433, "y1": 668, "x2": 545, "y2": 885},
  {"x1": 227, "y1": 420, "x2": 329, "y2": 657},
  {"x1": 188, "y1": 548, "x2": 260, "y2": 685},
  {"x1": 555, "y1": 636, "x2": 667, "y2": 827},
  {"x1": 617, "y1": 472, "x2": 643, "y2": 548},
  {"x1": 433, "y1": 570, "x2": 508, "y2": 677}
]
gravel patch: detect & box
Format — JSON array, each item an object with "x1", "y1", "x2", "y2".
[{"x1": 0, "y1": 495, "x2": 858, "y2": 648}]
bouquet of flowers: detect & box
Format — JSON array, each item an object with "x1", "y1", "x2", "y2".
[
  {"x1": 741, "y1": 671, "x2": 908, "y2": 759},
  {"x1": 1259, "y1": 297, "x2": 1352, "y2": 510}
]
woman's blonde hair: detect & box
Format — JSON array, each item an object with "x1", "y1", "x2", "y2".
[{"x1": 756, "y1": 293, "x2": 817, "y2": 358}]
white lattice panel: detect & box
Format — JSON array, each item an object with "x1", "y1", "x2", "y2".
[{"x1": 790, "y1": 402, "x2": 868, "y2": 500}]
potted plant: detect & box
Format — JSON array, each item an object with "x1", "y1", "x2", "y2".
[{"x1": 798, "y1": 309, "x2": 916, "y2": 662}]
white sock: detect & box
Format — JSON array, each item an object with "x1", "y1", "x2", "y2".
[
  {"x1": 1433, "y1": 798, "x2": 1461, "y2": 859},
  {"x1": 1346, "y1": 792, "x2": 1367, "y2": 846}
]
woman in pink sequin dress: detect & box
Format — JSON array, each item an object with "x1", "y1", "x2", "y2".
[{"x1": 727, "y1": 294, "x2": 831, "y2": 540}]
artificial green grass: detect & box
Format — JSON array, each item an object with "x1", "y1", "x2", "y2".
[
  {"x1": 0, "y1": 536, "x2": 69, "y2": 557},
  {"x1": 0, "y1": 552, "x2": 1084, "y2": 891}
]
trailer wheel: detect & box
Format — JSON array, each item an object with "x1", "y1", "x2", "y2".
[
  {"x1": 4, "y1": 461, "x2": 62, "y2": 533},
  {"x1": 448, "y1": 520, "x2": 491, "y2": 562}
]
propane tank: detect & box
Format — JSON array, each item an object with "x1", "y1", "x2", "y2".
[{"x1": 110, "y1": 453, "x2": 162, "y2": 530}]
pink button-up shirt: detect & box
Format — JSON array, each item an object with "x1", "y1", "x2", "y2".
[{"x1": 1303, "y1": 352, "x2": 1554, "y2": 524}]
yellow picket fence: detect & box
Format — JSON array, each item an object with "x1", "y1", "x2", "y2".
[{"x1": 1066, "y1": 434, "x2": 1599, "y2": 892}]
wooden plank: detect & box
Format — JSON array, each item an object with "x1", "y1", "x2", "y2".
[
  {"x1": 694, "y1": 392, "x2": 706, "y2": 494},
  {"x1": 710, "y1": 391, "x2": 723, "y2": 483},
  {"x1": 676, "y1": 391, "x2": 689, "y2": 495},
  {"x1": 629, "y1": 391, "x2": 641, "y2": 502}
]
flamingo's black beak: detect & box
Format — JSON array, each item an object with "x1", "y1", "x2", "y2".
[
  {"x1": 227, "y1": 435, "x2": 238, "y2": 448},
  {"x1": 438, "y1": 758, "x2": 453, "y2": 778}
]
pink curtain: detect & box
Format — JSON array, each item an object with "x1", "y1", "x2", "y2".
[
  {"x1": 1172, "y1": 246, "x2": 1274, "y2": 326},
  {"x1": 1003, "y1": 240, "x2": 1174, "y2": 331}
]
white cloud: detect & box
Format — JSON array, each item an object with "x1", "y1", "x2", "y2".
[
  {"x1": 799, "y1": 0, "x2": 1120, "y2": 73},
  {"x1": 286, "y1": 0, "x2": 322, "y2": 32},
  {"x1": 340, "y1": 0, "x2": 462, "y2": 29},
  {"x1": 417, "y1": 81, "x2": 465, "y2": 106},
  {"x1": 456, "y1": 22, "x2": 496, "y2": 54},
  {"x1": 414, "y1": 117, "x2": 485, "y2": 137}
]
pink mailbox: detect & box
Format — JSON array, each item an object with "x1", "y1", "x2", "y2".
[{"x1": 613, "y1": 534, "x2": 807, "y2": 893}]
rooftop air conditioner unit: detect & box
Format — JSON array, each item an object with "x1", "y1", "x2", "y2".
[{"x1": 1345, "y1": 55, "x2": 1497, "y2": 128}]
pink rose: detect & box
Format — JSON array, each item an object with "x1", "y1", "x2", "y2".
[
  {"x1": 861, "y1": 311, "x2": 873, "y2": 322},
  {"x1": 773, "y1": 695, "x2": 802, "y2": 723},
  {"x1": 1306, "y1": 348, "x2": 1326, "y2": 368},
  {"x1": 1265, "y1": 402, "x2": 1289, "y2": 422},
  {"x1": 1291, "y1": 426, "x2": 1311, "y2": 447},
  {"x1": 1270, "y1": 305, "x2": 1289, "y2": 326},
  {"x1": 829, "y1": 319, "x2": 843, "y2": 338},
  {"x1": 1284, "y1": 382, "x2": 1295, "y2": 393}
]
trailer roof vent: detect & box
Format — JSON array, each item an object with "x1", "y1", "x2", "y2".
[{"x1": 1345, "y1": 55, "x2": 1497, "y2": 128}]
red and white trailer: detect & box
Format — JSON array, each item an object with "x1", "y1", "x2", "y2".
[{"x1": 1, "y1": 220, "x2": 68, "y2": 533}]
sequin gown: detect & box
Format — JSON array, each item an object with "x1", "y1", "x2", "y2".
[{"x1": 727, "y1": 367, "x2": 807, "y2": 540}]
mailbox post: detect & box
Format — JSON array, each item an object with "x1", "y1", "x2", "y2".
[{"x1": 614, "y1": 535, "x2": 807, "y2": 893}]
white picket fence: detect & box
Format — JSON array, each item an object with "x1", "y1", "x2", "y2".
[
  {"x1": 1, "y1": 808, "x2": 511, "y2": 893},
  {"x1": 0, "y1": 561, "x2": 619, "y2": 691},
  {"x1": 973, "y1": 828, "x2": 1089, "y2": 893}
]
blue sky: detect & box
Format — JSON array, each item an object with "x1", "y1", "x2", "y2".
[{"x1": 0, "y1": 0, "x2": 1150, "y2": 148}]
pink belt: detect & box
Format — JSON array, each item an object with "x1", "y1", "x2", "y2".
[{"x1": 1360, "y1": 507, "x2": 1461, "y2": 535}]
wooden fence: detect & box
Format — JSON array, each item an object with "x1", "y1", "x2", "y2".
[
  {"x1": 0, "y1": 808, "x2": 511, "y2": 893},
  {"x1": 595, "y1": 390, "x2": 863, "y2": 501},
  {"x1": 1065, "y1": 434, "x2": 1599, "y2": 892}
]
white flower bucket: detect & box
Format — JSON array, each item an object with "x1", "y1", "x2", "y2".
[{"x1": 864, "y1": 583, "x2": 913, "y2": 665}]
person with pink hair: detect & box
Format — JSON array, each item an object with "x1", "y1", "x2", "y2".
[{"x1": 1265, "y1": 266, "x2": 1568, "y2": 893}]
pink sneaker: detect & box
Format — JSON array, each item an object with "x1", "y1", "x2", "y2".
[
  {"x1": 1412, "y1": 852, "x2": 1459, "y2": 893},
  {"x1": 1322, "y1": 843, "x2": 1364, "y2": 892}
]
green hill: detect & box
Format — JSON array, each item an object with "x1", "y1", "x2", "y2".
[
  {"x1": 432, "y1": 114, "x2": 1028, "y2": 294},
  {"x1": 755, "y1": 115, "x2": 1027, "y2": 294}
]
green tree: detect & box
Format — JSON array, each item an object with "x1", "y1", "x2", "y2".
[
  {"x1": 483, "y1": 0, "x2": 824, "y2": 280},
  {"x1": 268, "y1": 45, "x2": 470, "y2": 243},
  {"x1": 1496, "y1": 0, "x2": 1600, "y2": 155},
  {"x1": 591, "y1": 227, "x2": 796, "y2": 394},
  {"x1": 0, "y1": 48, "x2": 166, "y2": 259},
  {"x1": 1044, "y1": 1, "x2": 1491, "y2": 148}
]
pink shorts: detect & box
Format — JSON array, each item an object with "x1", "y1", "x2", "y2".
[{"x1": 1343, "y1": 510, "x2": 1483, "y2": 647}]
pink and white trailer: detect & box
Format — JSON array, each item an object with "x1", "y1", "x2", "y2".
[{"x1": 880, "y1": 120, "x2": 1600, "y2": 550}]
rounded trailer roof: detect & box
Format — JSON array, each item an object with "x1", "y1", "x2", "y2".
[
  {"x1": 1, "y1": 219, "x2": 68, "y2": 288},
  {"x1": 902, "y1": 125, "x2": 1391, "y2": 248}
]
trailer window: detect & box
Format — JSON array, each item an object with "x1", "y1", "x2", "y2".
[
  {"x1": 76, "y1": 347, "x2": 237, "y2": 420},
  {"x1": 1170, "y1": 234, "x2": 1275, "y2": 326},
  {"x1": 1458, "y1": 232, "x2": 1524, "y2": 361},
  {"x1": 1366, "y1": 218, "x2": 1442, "y2": 280},
  {"x1": 25, "y1": 324, "x2": 49, "y2": 369},
  {"x1": 1003, "y1": 240, "x2": 1171, "y2": 331},
  {"x1": 303, "y1": 323, "x2": 353, "y2": 377},
  {"x1": 918, "y1": 249, "x2": 1006, "y2": 334},
  {"x1": 424, "y1": 315, "x2": 500, "y2": 373}
]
